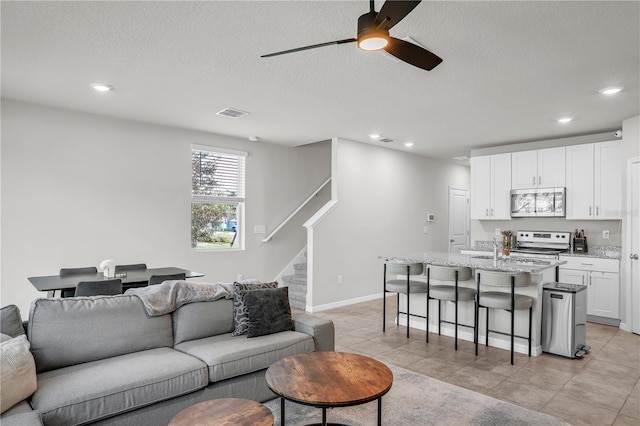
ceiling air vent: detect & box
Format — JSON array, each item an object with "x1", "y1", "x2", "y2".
[
  {"x1": 379, "y1": 138, "x2": 394, "y2": 143},
  {"x1": 216, "y1": 108, "x2": 250, "y2": 119}
]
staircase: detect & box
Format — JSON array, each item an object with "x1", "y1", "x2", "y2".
[{"x1": 282, "y1": 254, "x2": 307, "y2": 310}]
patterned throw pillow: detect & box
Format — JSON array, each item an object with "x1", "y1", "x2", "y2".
[
  {"x1": 231, "y1": 281, "x2": 278, "y2": 336},
  {"x1": 244, "y1": 287, "x2": 292, "y2": 338}
]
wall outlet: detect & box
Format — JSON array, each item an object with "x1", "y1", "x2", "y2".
[
  {"x1": 237, "y1": 274, "x2": 243, "y2": 281},
  {"x1": 337, "y1": 275, "x2": 343, "y2": 285},
  {"x1": 423, "y1": 225, "x2": 429, "y2": 234},
  {"x1": 495, "y1": 228, "x2": 501, "y2": 236},
  {"x1": 602, "y1": 230, "x2": 610, "y2": 239}
]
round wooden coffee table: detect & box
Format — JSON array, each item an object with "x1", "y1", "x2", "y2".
[
  {"x1": 168, "y1": 398, "x2": 273, "y2": 426},
  {"x1": 265, "y1": 351, "x2": 393, "y2": 426}
]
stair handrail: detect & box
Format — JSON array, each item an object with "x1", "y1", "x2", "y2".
[{"x1": 262, "y1": 177, "x2": 331, "y2": 243}]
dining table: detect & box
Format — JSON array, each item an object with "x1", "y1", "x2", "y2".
[{"x1": 28, "y1": 267, "x2": 204, "y2": 296}]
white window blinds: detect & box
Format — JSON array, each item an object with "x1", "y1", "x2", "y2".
[{"x1": 192, "y1": 146, "x2": 246, "y2": 203}]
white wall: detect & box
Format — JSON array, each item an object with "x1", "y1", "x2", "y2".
[
  {"x1": 1, "y1": 100, "x2": 331, "y2": 314},
  {"x1": 309, "y1": 138, "x2": 470, "y2": 309}
]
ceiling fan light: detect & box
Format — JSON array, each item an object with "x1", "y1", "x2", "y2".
[{"x1": 358, "y1": 30, "x2": 389, "y2": 51}]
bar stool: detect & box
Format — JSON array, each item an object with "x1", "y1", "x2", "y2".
[
  {"x1": 426, "y1": 265, "x2": 476, "y2": 350},
  {"x1": 383, "y1": 261, "x2": 427, "y2": 338},
  {"x1": 475, "y1": 270, "x2": 533, "y2": 365}
]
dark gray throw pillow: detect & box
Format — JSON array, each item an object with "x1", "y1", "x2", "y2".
[
  {"x1": 231, "y1": 281, "x2": 278, "y2": 336},
  {"x1": 244, "y1": 287, "x2": 293, "y2": 338},
  {"x1": 0, "y1": 305, "x2": 25, "y2": 338}
]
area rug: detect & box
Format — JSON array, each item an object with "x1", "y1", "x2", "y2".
[{"x1": 263, "y1": 363, "x2": 565, "y2": 425}]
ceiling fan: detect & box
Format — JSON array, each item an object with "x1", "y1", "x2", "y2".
[{"x1": 261, "y1": 0, "x2": 442, "y2": 71}]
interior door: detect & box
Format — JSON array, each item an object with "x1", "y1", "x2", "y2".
[
  {"x1": 630, "y1": 158, "x2": 640, "y2": 334},
  {"x1": 448, "y1": 187, "x2": 469, "y2": 253}
]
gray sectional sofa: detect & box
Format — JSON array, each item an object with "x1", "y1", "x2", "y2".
[{"x1": 1, "y1": 293, "x2": 334, "y2": 426}]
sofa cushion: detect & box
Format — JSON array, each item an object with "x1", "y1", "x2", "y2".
[
  {"x1": 173, "y1": 299, "x2": 234, "y2": 345},
  {"x1": 231, "y1": 281, "x2": 278, "y2": 336},
  {"x1": 245, "y1": 287, "x2": 293, "y2": 338},
  {"x1": 31, "y1": 347, "x2": 208, "y2": 426},
  {"x1": 0, "y1": 335, "x2": 37, "y2": 414},
  {"x1": 175, "y1": 330, "x2": 314, "y2": 383},
  {"x1": 1, "y1": 305, "x2": 25, "y2": 338},
  {"x1": 28, "y1": 295, "x2": 173, "y2": 373},
  {"x1": 0, "y1": 401, "x2": 43, "y2": 426}
]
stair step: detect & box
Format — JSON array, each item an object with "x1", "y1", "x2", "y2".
[
  {"x1": 282, "y1": 275, "x2": 307, "y2": 286},
  {"x1": 292, "y1": 265, "x2": 306, "y2": 278}
]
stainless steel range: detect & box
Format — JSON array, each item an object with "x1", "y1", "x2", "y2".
[{"x1": 511, "y1": 231, "x2": 571, "y2": 259}]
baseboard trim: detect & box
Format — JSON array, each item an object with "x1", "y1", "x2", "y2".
[{"x1": 307, "y1": 293, "x2": 388, "y2": 313}]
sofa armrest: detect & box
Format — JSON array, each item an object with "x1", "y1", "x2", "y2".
[{"x1": 292, "y1": 313, "x2": 334, "y2": 352}]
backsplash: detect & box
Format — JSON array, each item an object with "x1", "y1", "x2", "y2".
[{"x1": 473, "y1": 240, "x2": 621, "y2": 258}]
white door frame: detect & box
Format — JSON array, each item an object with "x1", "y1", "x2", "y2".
[
  {"x1": 626, "y1": 157, "x2": 640, "y2": 334},
  {"x1": 448, "y1": 186, "x2": 470, "y2": 253}
]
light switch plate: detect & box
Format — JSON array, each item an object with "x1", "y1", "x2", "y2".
[{"x1": 254, "y1": 225, "x2": 266, "y2": 234}]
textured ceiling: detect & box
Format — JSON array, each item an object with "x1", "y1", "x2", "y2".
[{"x1": 2, "y1": 1, "x2": 639, "y2": 161}]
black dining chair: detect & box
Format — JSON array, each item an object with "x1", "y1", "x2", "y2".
[
  {"x1": 114, "y1": 263, "x2": 147, "y2": 274},
  {"x1": 59, "y1": 267, "x2": 98, "y2": 298},
  {"x1": 74, "y1": 278, "x2": 123, "y2": 297},
  {"x1": 148, "y1": 273, "x2": 186, "y2": 286}
]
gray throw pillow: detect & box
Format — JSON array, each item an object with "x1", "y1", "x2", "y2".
[
  {"x1": 244, "y1": 287, "x2": 292, "y2": 338},
  {"x1": 0, "y1": 305, "x2": 25, "y2": 338},
  {"x1": 231, "y1": 281, "x2": 278, "y2": 336}
]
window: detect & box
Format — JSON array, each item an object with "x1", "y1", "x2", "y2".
[{"x1": 191, "y1": 145, "x2": 246, "y2": 250}]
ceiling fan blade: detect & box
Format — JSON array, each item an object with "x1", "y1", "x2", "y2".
[
  {"x1": 375, "y1": 0, "x2": 422, "y2": 30},
  {"x1": 384, "y1": 37, "x2": 443, "y2": 71},
  {"x1": 261, "y1": 38, "x2": 356, "y2": 58}
]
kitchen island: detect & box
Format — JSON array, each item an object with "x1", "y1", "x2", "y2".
[{"x1": 379, "y1": 252, "x2": 567, "y2": 357}]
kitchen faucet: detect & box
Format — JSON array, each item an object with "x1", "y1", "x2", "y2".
[{"x1": 492, "y1": 238, "x2": 501, "y2": 261}]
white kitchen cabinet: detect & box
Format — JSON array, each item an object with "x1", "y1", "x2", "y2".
[
  {"x1": 594, "y1": 141, "x2": 623, "y2": 219},
  {"x1": 470, "y1": 153, "x2": 511, "y2": 220},
  {"x1": 512, "y1": 147, "x2": 565, "y2": 189},
  {"x1": 566, "y1": 140, "x2": 622, "y2": 220},
  {"x1": 559, "y1": 256, "x2": 620, "y2": 319}
]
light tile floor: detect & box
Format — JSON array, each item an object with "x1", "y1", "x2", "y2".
[{"x1": 307, "y1": 298, "x2": 640, "y2": 426}]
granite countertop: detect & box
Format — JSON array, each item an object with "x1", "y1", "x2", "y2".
[
  {"x1": 379, "y1": 252, "x2": 566, "y2": 274},
  {"x1": 559, "y1": 246, "x2": 621, "y2": 260}
]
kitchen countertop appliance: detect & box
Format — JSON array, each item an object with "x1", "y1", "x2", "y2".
[
  {"x1": 510, "y1": 231, "x2": 571, "y2": 259},
  {"x1": 542, "y1": 282, "x2": 591, "y2": 358}
]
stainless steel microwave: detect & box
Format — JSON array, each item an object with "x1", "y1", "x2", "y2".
[{"x1": 510, "y1": 188, "x2": 565, "y2": 217}]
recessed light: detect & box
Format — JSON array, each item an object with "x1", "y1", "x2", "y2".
[
  {"x1": 557, "y1": 117, "x2": 573, "y2": 124},
  {"x1": 248, "y1": 136, "x2": 259, "y2": 142},
  {"x1": 369, "y1": 134, "x2": 380, "y2": 139},
  {"x1": 90, "y1": 83, "x2": 113, "y2": 92},
  {"x1": 404, "y1": 142, "x2": 414, "y2": 147},
  {"x1": 599, "y1": 87, "x2": 623, "y2": 95}
]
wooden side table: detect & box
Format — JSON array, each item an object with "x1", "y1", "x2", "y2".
[
  {"x1": 266, "y1": 351, "x2": 393, "y2": 426},
  {"x1": 169, "y1": 398, "x2": 273, "y2": 426}
]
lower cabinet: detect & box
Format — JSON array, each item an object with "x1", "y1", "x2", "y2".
[{"x1": 558, "y1": 256, "x2": 620, "y2": 320}]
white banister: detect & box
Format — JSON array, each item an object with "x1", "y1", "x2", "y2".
[{"x1": 262, "y1": 177, "x2": 331, "y2": 242}]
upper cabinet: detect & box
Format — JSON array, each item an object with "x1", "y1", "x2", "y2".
[
  {"x1": 566, "y1": 140, "x2": 623, "y2": 220},
  {"x1": 470, "y1": 153, "x2": 511, "y2": 220},
  {"x1": 511, "y1": 147, "x2": 566, "y2": 189}
]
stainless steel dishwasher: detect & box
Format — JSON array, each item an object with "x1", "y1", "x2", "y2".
[{"x1": 541, "y1": 282, "x2": 590, "y2": 358}]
